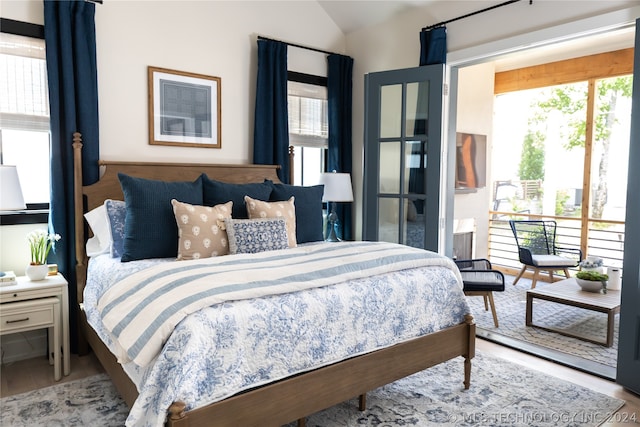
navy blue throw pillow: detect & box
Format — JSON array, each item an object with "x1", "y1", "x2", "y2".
[
  {"x1": 201, "y1": 175, "x2": 272, "y2": 219},
  {"x1": 118, "y1": 173, "x2": 203, "y2": 262},
  {"x1": 266, "y1": 180, "x2": 324, "y2": 243}
]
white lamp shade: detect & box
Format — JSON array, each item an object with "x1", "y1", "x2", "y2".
[
  {"x1": 319, "y1": 172, "x2": 354, "y2": 203},
  {"x1": 0, "y1": 165, "x2": 26, "y2": 210}
]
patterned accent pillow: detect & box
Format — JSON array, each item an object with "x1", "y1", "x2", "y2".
[
  {"x1": 105, "y1": 199, "x2": 126, "y2": 258},
  {"x1": 244, "y1": 195, "x2": 297, "y2": 248},
  {"x1": 171, "y1": 199, "x2": 233, "y2": 260},
  {"x1": 225, "y1": 218, "x2": 289, "y2": 255}
]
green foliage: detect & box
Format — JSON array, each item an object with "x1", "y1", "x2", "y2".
[
  {"x1": 534, "y1": 77, "x2": 633, "y2": 150},
  {"x1": 530, "y1": 76, "x2": 633, "y2": 220},
  {"x1": 522, "y1": 226, "x2": 549, "y2": 255},
  {"x1": 576, "y1": 271, "x2": 608, "y2": 281},
  {"x1": 518, "y1": 131, "x2": 545, "y2": 181},
  {"x1": 508, "y1": 196, "x2": 527, "y2": 213},
  {"x1": 555, "y1": 190, "x2": 570, "y2": 216}
]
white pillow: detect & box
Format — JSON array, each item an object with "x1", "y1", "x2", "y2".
[{"x1": 84, "y1": 204, "x2": 111, "y2": 257}]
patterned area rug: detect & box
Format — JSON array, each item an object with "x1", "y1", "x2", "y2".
[
  {"x1": 1, "y1": 352, "x2": 624, "y2": 427},
  {"x1": 466, "y1": 276, "x2": 618, "y2": 374}
]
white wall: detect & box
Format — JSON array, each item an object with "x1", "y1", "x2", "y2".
[
  {"x1": 454, "y1": 63, "x2": 495, "y2": 259},
  {"x1": 0, "y1": 224, "x2": 48, "y2": 276},
  {"x1": 95, "y1": 1, "x2": 344, "y2": 164},
  {"x1": 345, "y1": 0, "x2": 638, "y2": 244}
]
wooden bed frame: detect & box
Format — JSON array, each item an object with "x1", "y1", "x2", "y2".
[{"x1": 72, "y1": 132, "x2": 476, "y2": 426}]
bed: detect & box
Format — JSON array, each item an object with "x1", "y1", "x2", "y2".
[{"x1": 71, "y1": 132, "x2": 475, "y2": 427}]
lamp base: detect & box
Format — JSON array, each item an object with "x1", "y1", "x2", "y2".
[
  {"x1": 325, "y1": 212, "x2": 341, "y2": 242},
  {"x1": 325, "y1": 223, "x2": 341, "y2": 242}
]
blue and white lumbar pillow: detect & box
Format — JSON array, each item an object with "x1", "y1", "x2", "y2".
[
  {"x1": 244, "y1": 195, "x2": 297, "y2": 248},
  {"x1": 224, "y1": 217, "x2": 289, "y2": 254},
  {"x1": 104, "y1": 199, "x2": 126, "y2": 258}
]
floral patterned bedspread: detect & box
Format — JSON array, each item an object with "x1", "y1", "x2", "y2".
[{"x1": 84, "y1": 242, "x2": 471, "y2": 427}]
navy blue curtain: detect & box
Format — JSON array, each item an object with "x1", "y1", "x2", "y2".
[
  {"x1": 420, "y1": 26, "x2": 447, "y2": 66},
  {"x1": 409, "y1": 27, "x2": 446, "y2": 217},
  {"x1": 45, "y1": 0, "x2": 100, "y2": 353},
  {"x1": 253, "y1": 40, "x2": 289, "y2": 183},
  {"x1": 327, "y1": 54, "x2": 353, "y2": 241}
]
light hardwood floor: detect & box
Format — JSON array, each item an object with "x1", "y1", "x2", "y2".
[{"x1": 1, "y1": 339, "x2": 639, "y2": 425}]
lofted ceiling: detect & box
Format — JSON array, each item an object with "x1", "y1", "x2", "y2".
[
  {"x1": 316, "y1": 1, "x2": 635, "y2": 71},
  {"x1": 317, "y1": 0, "x2": 435, "y2": 35}
]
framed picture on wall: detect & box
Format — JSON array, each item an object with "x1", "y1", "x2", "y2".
[
  {"x1": 455, "y1": 132, "x2": 487, "y2": 190},
  {"x1": 148, "y1": 66, "x2": 221, "y2": 148}
]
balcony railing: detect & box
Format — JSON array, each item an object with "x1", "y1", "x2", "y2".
[{"x1": 488, "y1": 211, "x2": 625, "y2": 276}]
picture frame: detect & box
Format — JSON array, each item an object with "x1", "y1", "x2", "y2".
[{"x1": 148, "y1": 66, "x2": 221, "y2": 148}]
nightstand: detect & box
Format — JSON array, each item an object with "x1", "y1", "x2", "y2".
[{"x1": 0, "y1": 274, "x2": 70, "y2": 381}]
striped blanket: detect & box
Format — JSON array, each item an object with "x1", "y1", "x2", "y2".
[{"x1": 98, "y1": 241, "x2": 462, "y2": 367}]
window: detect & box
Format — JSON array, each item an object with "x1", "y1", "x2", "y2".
[
  {"x1": 287, "y1": 75, "x2": 328, "y2": 186},
  {"x1": 1, "y1": 20, "x2": 50, "y2": 213}
]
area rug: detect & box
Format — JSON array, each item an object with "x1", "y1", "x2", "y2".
[
  {"x1": 1, "y1": 352, "x2": 624, "y2": 427},
  {"x1": 466, "y1": 276, "x2": 618, "y2": 375}
]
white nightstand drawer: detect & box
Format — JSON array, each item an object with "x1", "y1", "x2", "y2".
[
  {"x1": 0, "y1": 289, "x2": 59, "y2": 304},
  {"x1": 0, "y1": 297, "x2": 58, "y2": 334}
]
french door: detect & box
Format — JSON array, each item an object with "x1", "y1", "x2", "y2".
[
  {"x1": 616, "y1": 18, "x2": 640, "y2": 395},
  {"x1": 362, "y1": 65, "x2": 446, "y2": 252}
]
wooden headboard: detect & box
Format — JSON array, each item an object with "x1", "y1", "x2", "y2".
[{"x1": 72, "y1": 132, "x2": 281, "y2": 305}]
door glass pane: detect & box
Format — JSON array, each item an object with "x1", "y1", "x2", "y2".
[
  {"x1": 405, "y1": 140, "x2": 426, "y2": 196},
  {"x1": 380, "y1": 84, "x2": 402, "y2": 138},
  {"x1": 378, "y1": 198, "x2": 399, "y2": 244},
  {"x1": 379, "y1": 141, "x2": 401, "y2": 193},
  {"x1": 404, "y1": 200, "x2": 425, "y2": 249},
  {"x1": 406, "y1": 82, "x2": 429, "y2": 137}
]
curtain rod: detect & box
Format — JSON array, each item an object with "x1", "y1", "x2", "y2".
[
  {"x1": 422, "y1": 0, "x2": 531, "y2": 31},
  {"x1": 257, "y1": 35, "x2": 342, "y2": 56}
]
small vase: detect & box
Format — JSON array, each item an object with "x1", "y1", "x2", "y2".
[{"x1": 26, "y1": 264, "x2": 48, "y2": 281}]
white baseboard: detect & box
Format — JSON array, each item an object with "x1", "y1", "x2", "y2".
[{"x1": 0, "y1": 330, "x2": 48, "y2": 364}]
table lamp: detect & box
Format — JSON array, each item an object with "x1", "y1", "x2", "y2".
[
  {"x1": 0, "y1": 165, "x2": 26, "y2": 211},
  {"x1": 319, "y1": 172, "x2": 353, "y2": 242}
]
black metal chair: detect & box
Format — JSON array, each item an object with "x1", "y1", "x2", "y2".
[
  {"x1": 455, "y1": 258, "x2": 505, "y2": 328},
  {"x1": 508, "y1": 220, "x2": 583, "y2": 289}
]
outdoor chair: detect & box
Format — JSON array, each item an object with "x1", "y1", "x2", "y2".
[
  {"x1": 455, "y1": 258, "x2": 505, "y2": 328},
  {"x1": 508, "y1": 220, "x2": 583, "y2": 289}
]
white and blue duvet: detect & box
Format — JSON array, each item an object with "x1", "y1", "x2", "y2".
[{"x1": 84, "y1": 241, "x2": 471, "y2": 427}]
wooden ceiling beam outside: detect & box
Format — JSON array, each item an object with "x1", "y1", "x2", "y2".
[{"x1": 494, "y1": 48, "x2": 634, "y2": 94}]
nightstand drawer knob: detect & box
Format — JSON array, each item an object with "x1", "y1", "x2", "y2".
[{"x1": 6, "y1": 317, "x2": 29, "y2": 324}]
